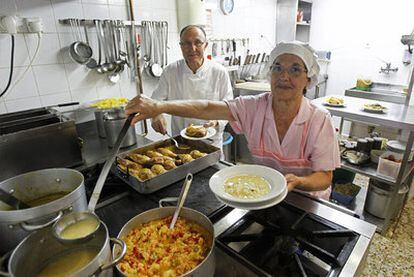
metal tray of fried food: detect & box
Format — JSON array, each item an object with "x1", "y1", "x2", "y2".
[{"x1": 110, "y1": 136, "x2": 220, "y2": 194}]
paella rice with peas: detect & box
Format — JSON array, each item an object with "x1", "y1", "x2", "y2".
[{"x1": 119, "y1": 216, "x2": 210, "y2": 277}]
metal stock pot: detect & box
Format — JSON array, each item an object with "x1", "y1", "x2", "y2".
[
  {"x1": 1, "y1": 222, "x2": 126, "y2": 277},
  {"x1": 114, "y1": 206, "x2": 215, "y2": 277},
  {"x1": 0, "y1": 168, "x2": 87, "y2": 254}
]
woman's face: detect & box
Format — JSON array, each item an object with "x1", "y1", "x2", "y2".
[{"x1": 270, "y1": 54, "x2": 310, "y2": 100}]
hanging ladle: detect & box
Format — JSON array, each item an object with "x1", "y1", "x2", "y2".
[{"x1": 52, "y1": 114, "x2": 135, "y2": 244}]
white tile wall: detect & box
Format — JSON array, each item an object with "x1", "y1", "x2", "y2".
[
  {"x1": 0, "y1": 0, "x2": 277, "y2": 127},
  {"x1": 0, "y1": 35, "x2": 30, "y2": 67},
  {"x1": 32, "y1": 64, "x2": 69, "y2": 94}
]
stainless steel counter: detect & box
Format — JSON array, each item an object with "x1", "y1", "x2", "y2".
[
  {"x1": 313, "y1": 95, "x2": 414, "y2": 130},
  {"x1": 345, "y1": 88, "x2": 406, "y2": 104}
]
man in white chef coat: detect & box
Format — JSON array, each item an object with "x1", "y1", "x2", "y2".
[{"x1": 150, "y1": 25, "x2": 233, "y2": 149}]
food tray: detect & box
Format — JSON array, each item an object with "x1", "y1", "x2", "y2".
[
  {"x1": 331, "y1": 182, "x2": 361, "y2": 206},
  {"x1": 111, "y1": 136, "x2": 221, "y2": 194}
]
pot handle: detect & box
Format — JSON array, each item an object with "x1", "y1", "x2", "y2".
[
  {"x1": 159, "y1": 197, "x2": 178, "y2": 207},
  {"x1": 100, "y1": 238, "x2": 127, "y2": 271},
  {"x1": 0, "y1": 251, "x2": 11, "y2": 277},
  {"x1": 20, "y1": 210, "x2": 63, "y2": 232}
]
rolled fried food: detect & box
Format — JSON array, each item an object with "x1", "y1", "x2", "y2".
[
  {"x1": 146, "y1": 150, "x2": 164, "y2": 158},
  {"x1": 148, "y1": 156, "x2": 174, "y2": 166},
  {"x1": 178, "y1": 154, "x2": 194, "y2": 164},
  {"x1": 190, "y1": 150, "x2": 207, "y2": 159},
  {"x1": 127, "y1": 153, "x2": 151, "y2": 165},
  {"x1": 185, "y1": 124, "x2": 207, "y2": 138},
  {"x1": 136, "y1": 168, "x2": 155, "y2": 181},
  {"x1": 163, "y1": 159, "x2": 177, "y2": 170},
  {"x1": 117, "y1": 158, "x2": 142, "y2": 174},
  {"x1": 151, "y1": 164, "x2": 167, "y2": 175},
  {"x1": 157, "y1": 147, "x2": 177, "y2": 158}
]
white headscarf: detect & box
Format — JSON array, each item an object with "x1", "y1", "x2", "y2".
[{"x1": 267, "y1": 41, "x2": 320, "y2": 89}]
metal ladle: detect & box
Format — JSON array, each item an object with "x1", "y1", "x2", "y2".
[
  {"x1": 169, "y1": 173, "x2": 193, "y2": 229},
  {"x1": 53, "y1": 114, "x2": 135, "y2": 244}
]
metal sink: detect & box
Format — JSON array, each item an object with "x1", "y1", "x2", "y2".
[
  {"x1": 368, "y1": 82, "x2": 407, "y2": 95},
  {"x1": 345, "y1": 82, "x2": 408, "y2": 104}
]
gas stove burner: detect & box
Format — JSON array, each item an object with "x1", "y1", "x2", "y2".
[
  {"x1": 81, "y1": 163, "x2": 130, "y2": 204},
  {"x1": 217, "y1": 203, "x2": 360, "y2": 277}
]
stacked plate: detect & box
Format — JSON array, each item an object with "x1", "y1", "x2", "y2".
[{"x1": 209, "y1": 165, "x2": 287, "y2": 210}]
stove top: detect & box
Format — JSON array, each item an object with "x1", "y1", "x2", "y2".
[
  {"x1": 216, "y1": 202, "x2": 359, "y2": 276},
  {"x1": 81, "y1": 163, "x2": 375, "y2": 276}
]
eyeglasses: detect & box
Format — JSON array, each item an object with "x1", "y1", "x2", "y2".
[
  {"x1": 271, "y1": 65, "x2": 307, "y2": 77},
  {"x1": 179, "y1": 40, "x2": 206, "y2": 49}
]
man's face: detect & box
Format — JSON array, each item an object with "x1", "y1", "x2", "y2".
[{"x1": 180, "y1": 27, "x2": 207, "y2": 65}]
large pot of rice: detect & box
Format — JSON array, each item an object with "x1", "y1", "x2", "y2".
[{"x1": 114, "y1": 206, "x2": 215, "y2": 277}]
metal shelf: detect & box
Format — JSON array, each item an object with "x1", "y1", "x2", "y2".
[
  {"x1": 341, "y1": 160, "x2": 414, "y2": 186},
  {"x1": 314, "y1": 95, "x2": 414, "y2": 235},
  {"x1": 313, "y1": 96, "x2": 414, "y2": 130}
]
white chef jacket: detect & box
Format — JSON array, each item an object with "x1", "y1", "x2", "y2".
[{"x1": 151, "y1": 59, "x2": 233, "y2": 149}]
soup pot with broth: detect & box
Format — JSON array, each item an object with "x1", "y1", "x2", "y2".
[
  {"x1": 0, "y1": 168, "x2": 87, "y2": 254},
  {"x1": 1, "y1": 223, "x2": 126, "y2": 277}
]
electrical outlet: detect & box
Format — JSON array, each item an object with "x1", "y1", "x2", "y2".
[
  {"x1": 0, "y1": 15, "x2": 42, "y2": 34},
  {"x1": 25, "y1": 17, "x2": 43, "y2": 33}
]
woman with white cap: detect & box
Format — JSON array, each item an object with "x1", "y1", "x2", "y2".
[{"x1": 126, "y1": 41, "x2": 340, "y2": 200}]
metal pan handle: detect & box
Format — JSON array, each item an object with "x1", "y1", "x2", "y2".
[
  {"x1": 159, "y1": 197, "x2": 178, "y2": 207},
  {"x1": 100, "y1": 238, "x2": 127, "y2": 271},
  {"x1": 20, "y1": 210, "x2": 63, "y2": 231}
]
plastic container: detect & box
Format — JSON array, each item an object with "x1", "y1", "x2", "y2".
[
  {"x1": 373, "y1": 137, "x2": 384, "y2": 150},
  {"x1": 331, "y1": 182, "x2": 361, "y2": 206},
  {"x1": 377, "y1": 151, "x2": 403, "y2": 180},
  {"x1": 356, "y1": 138, "x2": 368, "y2": 153},
  {"x1": 332, "y1": 168, "x2": 356, "y2": 184},
  {"x1": 386, "y1": 140, "x2": 414, "y2": 161},
  {"x1": 370, "y1": 149, "x2": 385, "y2": 164}
]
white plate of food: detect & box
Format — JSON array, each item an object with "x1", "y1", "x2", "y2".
[
  {"x1": 363, "y1": 103, "x2": 387, "y2": 113},
  {"x1": 323, "y1": 96, "x2": 345, "y2": 107},
  {"x1": 215, "y1": 186, "x2": 288, "y2": 210},
  {"x1": 180, "y1": 124, "x2": 217, "y2": 140},
  {"x1": 209, "y1": 165, "x2": 287, "y2": 204}
]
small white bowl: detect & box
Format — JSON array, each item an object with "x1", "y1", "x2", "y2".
[{"x1": 209, "y1": 165, "x2": 286, "y2": 204}]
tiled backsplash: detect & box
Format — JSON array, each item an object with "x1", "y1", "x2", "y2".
[{"x1": 0, "y1": 0, "x2": 276, "y2": 128}]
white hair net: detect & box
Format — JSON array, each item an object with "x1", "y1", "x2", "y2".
[{"x1": 267, "y1": 41, "x2": 320, "y2": 89}]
